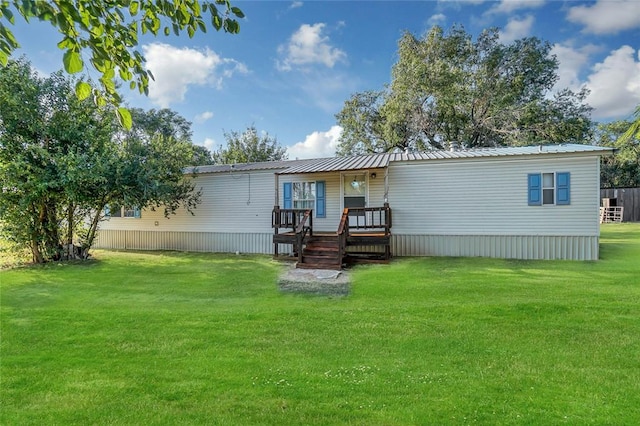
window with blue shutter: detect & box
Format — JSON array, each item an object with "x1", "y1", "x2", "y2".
[
  {"x1": 316, "y1": 181, "x2": 326, "y2": 218},
  {"x1": 283, "y1": 182, "x2": 292, "y2": 209},
  {"x1": 528, "y1": 173, "x2": 542, "y2": 206},
  {"x1": 134, "y1": 207, "x2": 141, "y2": 218},
  {"x1": 556, "y1": 172, "x2": 570, "y2": 205}
]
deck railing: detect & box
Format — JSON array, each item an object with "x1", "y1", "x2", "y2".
[
  {"x1": 295, "y1": 209, "x2": 313, "y2": 263},
  {"x1": 272, "y1": 207, "x2": 313, "y2": 258},
  {"x1": 272, "y1": 207, "x2": 313, "y2": 230},
  {"x1": 337, "y1": 203, "x2": 392, "y2": 261},
  {"x1": 343, "y1": 204, "x2": 392, "y2": 234}
]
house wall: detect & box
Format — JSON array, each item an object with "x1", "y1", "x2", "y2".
[
  {"x1": 95, "y1": 169, "x2": 277, "y2": 253},
  {"x1": 387, "y1": 154, "x2": 601, "y2": 260}
]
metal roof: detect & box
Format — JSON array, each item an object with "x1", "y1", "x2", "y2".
[
  {"x1": 276, "y1": 144, "x2": 614, "y2": 175},
  {"x1": 187, "y1": 144, "x2": 613, "y2": 175},
  {"x1": 185, "y1": 157, "x2": 319, "y2": 175}
]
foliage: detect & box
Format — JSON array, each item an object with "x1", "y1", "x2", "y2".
[
  {"x1": 336, "y1": 26, "x2": 593, "y2": 154},
  {"x1": 620, "y1": 104, "x2": 640, "y2": 144},
  {"x1": 0, "y1": 59, "x2": 200, "y2": 263},
  {"x1": 595, "y1": 118, "x2": 640, "y2": 188},
  {"x1": 190, "y1": 144, "x2": 215, "y2": 165},
  {"x1": 212, "y1": 125, "x2": 288, "y2": 164},
  {"x1": 126, "y1": 107, "x2": 214, "y2": 165},
  {"x1": 2, "y1": 224, "x2": 640, "y2": 423},
  {"x1": 0, "y1": 0, "x2": 244, "y2": 113}
]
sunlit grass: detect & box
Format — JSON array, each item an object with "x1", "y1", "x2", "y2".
[{"x1": 1, "y1": 224, "x2": 639, "y2": 424}]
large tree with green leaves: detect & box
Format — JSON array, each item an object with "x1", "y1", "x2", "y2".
[
  {"x1": 0, "y1": 59, "x2": 200, "y2": 262},
  {"x1": 0, "y1": 0, "x2": 244, "y2": 125},
  {"x1": 212, "y1": 125, "x2": 287, "y2": 164},
  {"x1": 336, "y1": 25, "x2": 592, "y2": 154},
  {"x1": 594, "y1": 117, "x2": 640, "y2": 188}
]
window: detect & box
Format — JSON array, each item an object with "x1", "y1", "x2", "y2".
[
  {"x1": 105, "y1": 205, "x2": 141, "y2": 218},
  {"x1": 528, "y1": 172, "x2": 570, "y2": 206},
  {"x1": 283, "y1": 181, "x2": 326, "y2": 218},
  {"x1": 293, "y1": 182, "x2": 316, "y2": 210},
  {"x1": 542, "y1": 173, "x2": 555, "y2": 205}
]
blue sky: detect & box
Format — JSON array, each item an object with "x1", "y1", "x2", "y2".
[{"x1": 9, "y1": 0, "x2": 640, "y2": 159}]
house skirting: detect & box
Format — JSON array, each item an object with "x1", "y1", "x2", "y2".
[
  {"x1": 94, "y1": 230, "x2": 273, "y2": 254},
  {"x1": 94, "y1": 230, "x2": 599, "y2": 261},
  {"x1": 391, "y1": 234, "x2": 599, "y2": 261}
]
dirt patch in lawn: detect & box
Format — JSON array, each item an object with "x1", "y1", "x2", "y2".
[{"x1": 278, "y1": 265, "x2": 350, "y2": 296}]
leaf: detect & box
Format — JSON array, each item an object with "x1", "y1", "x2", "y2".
[
  {"x1": 0, "y1": 50, "x2": 7, "y2": 66},
  {"x1": 75, "y1": 81, "x2": 92, "y2": 100},
  {"x1": 63, "y1": 50, "x2": 83, "y2": 74},
  {"x1": 129, "y1": 1, "x2": 139, "y2": 15},
  {"x1": 231, "y1": 6, "x2": 244, "y2": 18},
  {"x1": 116, "y1": 107, "x2": 132, "y2": 130}
]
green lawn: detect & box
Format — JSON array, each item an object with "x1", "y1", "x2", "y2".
[{"x1": 2, "y1": 224, "x2": 640, "y2": 425}]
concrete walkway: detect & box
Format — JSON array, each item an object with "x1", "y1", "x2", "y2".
[{"x1": 277, "y1": 265, "x2": 350, "y2": 296}]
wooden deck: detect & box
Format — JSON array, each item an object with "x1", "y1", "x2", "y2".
[{"x1": 272, "y1": 205, "x2": 392, "y2": 269}]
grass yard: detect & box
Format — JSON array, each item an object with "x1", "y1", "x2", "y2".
[{"x1": 2, "y1": 224, "x2": 640, "y2": 425}]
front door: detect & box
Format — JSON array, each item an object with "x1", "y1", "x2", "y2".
[{"x1": 342, "y1": 172, "x2": 368, "y2": 213}]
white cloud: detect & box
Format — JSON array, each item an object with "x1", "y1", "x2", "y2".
[
  {"x1": 287, "y1": 125, "x2": 343, "y2": 159},
  {"x1": 584, "y1": 46, "x2": 640, "y2": 119},
  {"x1": 428, "y1": 14, "x2": 447, "y2": 26},
  {"x1": 202, "y1": 138, "x2": 216, "y2": 151},
  {"x1": 499, "y1": 15, "x2": 535, "y2": 43},
  {"x1": 143, "y1": 43, "x2": 248, "y2": 107},
  {"x1": 290, "y1": 1, "x2": 303, "y2": 9},
  {"x1": 567, "y1": 0, "x2": 640, "y2": 35},
  {"x1": 489, "y1": 0, "x2": 545, "y2": 14},
  {"x1": 277, "y1": 23, "x2": 347, "y2": 71},
  {"x1": 551, "y1": 42, "x2": 600, "y2": 92},
  {"x1": 194, "y1": 111, "x2": 214, "y2": 124}
]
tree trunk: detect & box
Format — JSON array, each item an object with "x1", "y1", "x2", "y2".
[
  {"x1": 82, "y1": 199, "x2": 107, "y2": 259},
  {"x1": 66, "y1": 202, "x2": 75, "y2": 260},
  {"x1": 30, "y1": 237, "x2": 44, "y2": 264}
]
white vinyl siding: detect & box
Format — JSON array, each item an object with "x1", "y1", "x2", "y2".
[
  {"x1": 387, "y1": 156, "x2": 600, "y2": 237},
  {"x1": 100, "y1": 170, "x2": 277, "y2": 234}
]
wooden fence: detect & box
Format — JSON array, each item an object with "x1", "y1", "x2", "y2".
[{"x1": 600, "y1": 187, "x2": 640, "y2": 222}]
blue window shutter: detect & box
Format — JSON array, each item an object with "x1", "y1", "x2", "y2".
[
  {"x1": 104, "y1": 205, "x2": 110, "y2": 217},
  {"x1": 528, "y1": 173, "x2": 542, "y2": 206},
  {"x1": 316, "y1": 181, "x2": 326, "y2": 218},
  {"x1": 134, "y1": 207, "x2": 141, "y2": 218},
  {"x1": 283, "y1": 182, "x2": 292, "y2": 209},
  {"x1": 556, "y1": 172, "x2": 570, "y2": 205}
]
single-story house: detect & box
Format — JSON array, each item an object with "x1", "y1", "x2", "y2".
[{"x1": 95, "y1": 143, "x2": 613, "y2": 265}]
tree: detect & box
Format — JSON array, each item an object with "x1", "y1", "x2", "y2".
[
  {"x1": 336, "y1": 25, "x2": 593, "y2": 154},
  {"x1": 595, "y1": 118, "x2": 640, "y2": 188},
  {"x1": 191, "y1": 144, "x2": 215, "y2": 165},
  {"x1": 0, "y1": 0, "x2": 244, "y2": 122},
  {"x1": 212, "y1": 125, "x2": 288, "y2": 164},
  {"x1": 125, "y1": 107, "x2": 214, "y2": 165},
  {"x1": 0, "y1": 59, "x2": 200, "y2": 262},
  {"x1": 621, "y1": 105, "x2": 640, "y2": 143}
]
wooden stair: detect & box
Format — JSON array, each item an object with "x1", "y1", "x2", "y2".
[{"x1": 296, "y1": 235, "x2": 343, "y2": 270}]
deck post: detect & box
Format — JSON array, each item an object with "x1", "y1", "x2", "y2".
[{"x1": 274, "y1": 172, "x2": 279, "y2": 206}]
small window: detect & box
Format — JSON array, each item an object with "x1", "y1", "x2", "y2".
[
  {"x1": 542, "y1": 173, "x2": 555, "y2": 205},
  {"x1": 106, "y1": 205, "x2": 141, "y2": 218},
  {"x1": 123, "y1": 206, "x2": 136, "y2": 218},
  {"x1": 293, "y1": 182, "x2": 316, "y2": 210},
  {"x1": 107, "y1": 204, "x2": 122, "y2": 217},
  {"x1": 528, "y1": 172, "x2": 570, "y2": 206},
  {"x1": 283, "y1": 181, "x2": 325, "y2": 217}
]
